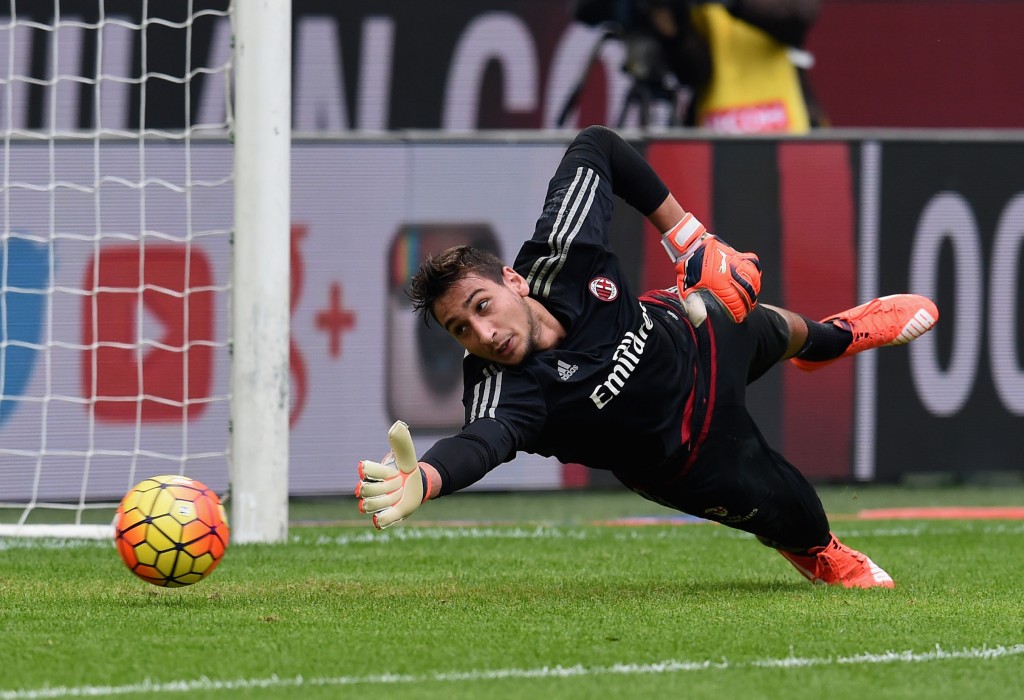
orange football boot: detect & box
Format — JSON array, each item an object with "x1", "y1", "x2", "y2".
[
  {"x1": 791, "y1": 293, "x2": 938, "y2": 372},
  {"x1": 778, "y1": 534, "x2": 895, "y2": 589}
]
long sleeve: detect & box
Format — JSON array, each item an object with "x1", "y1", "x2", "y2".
[
  {"x1": 560, "y1": 126, "x2": 670, "y2": 217},
  {"x1": 420, "y1": 418, "x2": 518, "y2": 496}
]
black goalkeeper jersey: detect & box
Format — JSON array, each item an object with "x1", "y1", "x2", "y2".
[{"x1": 421, "y1": 127, "x2": 711, "y2": 494}]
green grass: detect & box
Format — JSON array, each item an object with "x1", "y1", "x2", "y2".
[{"x1": 1, "y1": 486, "x2": 1023, "y2": 699}]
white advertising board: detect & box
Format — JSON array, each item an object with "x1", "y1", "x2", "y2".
[{"x1": 0, "y1": 140, "x2": 570, "y2": 501}]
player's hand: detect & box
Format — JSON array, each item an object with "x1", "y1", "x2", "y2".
[
  {"x1": 661, "y1": 213, "x2": 761, "y2": 323},
  {"x1": 356, "y1": 420, "x2": 425, "y2": 529},
  {"x1": 677, "y1": 238, "x2": 761, "y2": 323}
]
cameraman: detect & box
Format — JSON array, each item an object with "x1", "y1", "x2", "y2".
[{"x1": 575, "y1": 0, "x2": 824, "y2": 132}]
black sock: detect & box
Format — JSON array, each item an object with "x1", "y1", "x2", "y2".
[{"x1": 794, "y1": 317, "x2": 853, "y2": 362}]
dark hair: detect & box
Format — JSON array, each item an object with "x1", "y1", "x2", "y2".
[{"x1": 408, "y1": 245, "x2": 507, "y2": 324}]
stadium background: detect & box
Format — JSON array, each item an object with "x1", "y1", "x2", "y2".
[{"x1": 1, "y1": 0, "x2": 1022, "y2": 500}]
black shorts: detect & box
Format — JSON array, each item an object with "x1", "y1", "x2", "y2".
[{"x1": 615, "y1": 300, "x2": 831, "y2": 551}]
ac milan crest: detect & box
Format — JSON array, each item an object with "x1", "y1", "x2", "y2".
[{"x1": 588, "y1": 276, "x2": 619, "y2": 302}]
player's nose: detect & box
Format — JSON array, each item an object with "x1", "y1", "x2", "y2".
[
  {"x1": 468, "y1": 316, "x2": 490, "y2": 335},
  {"x1": 468, "y1": 318, "x2": 494, "y2": 345}
]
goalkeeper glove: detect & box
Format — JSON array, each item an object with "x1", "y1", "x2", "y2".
[
  {"x1": 356, "y1": 420, "x2": 427, "y2": 529},
  {"x1": 661, "y1": 213, "x2": 762, "y2": 324}
]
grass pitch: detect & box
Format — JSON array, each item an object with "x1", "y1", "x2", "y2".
[{"x1": 1, "y1": 486, "x2": 1023, "y2": 699}]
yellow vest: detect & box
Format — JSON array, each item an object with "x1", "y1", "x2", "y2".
[{"x1": 690, "y1": 4, "x2": 810, "y2": 133}]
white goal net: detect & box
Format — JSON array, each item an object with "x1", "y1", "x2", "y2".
[{"x1": 0, "y1": 1, "x2": 290, "y2": 541}]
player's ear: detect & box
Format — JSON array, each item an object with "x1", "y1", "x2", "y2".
[{"x1": 503, "y1": 266, "x2": 530, "y2": 297}]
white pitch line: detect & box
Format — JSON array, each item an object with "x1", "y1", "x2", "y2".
[
  {"x1": 2, "y1": 644, "x2": 1022, "y2": 699},
  {"x1": 5, "y1": 519, "x2": 1024, "y2": 554},
  {"x1": 5, "y1": 521, "x2": 1024, "y2": 551}
]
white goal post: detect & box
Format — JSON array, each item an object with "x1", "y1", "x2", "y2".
[
  {"x1": 0, "y1": 1, "x2": 291, "y2": 543},
  {"x1": 231, "y1": 0, "x2": 291, "y2": 544}
]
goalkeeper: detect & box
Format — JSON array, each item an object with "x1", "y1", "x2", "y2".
[{"x1": 356, "y1": 126, "x2": 938, "y2": 589}]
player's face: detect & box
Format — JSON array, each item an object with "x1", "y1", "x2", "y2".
[{"x1": 433, "y1": 269, "x2": 540, "y2": 366}]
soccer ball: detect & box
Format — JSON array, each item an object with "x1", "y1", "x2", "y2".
[{"x1": 114, "y1": 475, "x2": 230, "y2": 587}]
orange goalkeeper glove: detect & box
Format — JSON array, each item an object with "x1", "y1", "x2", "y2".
[
  {"x1": 661, "y1": 213, "x2": 762, "y2": 324},
  {"x1": 356, "y1": 420, "x2": 427, "y2": 529}
]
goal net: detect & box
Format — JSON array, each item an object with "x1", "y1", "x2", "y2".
[{"x1": 0, "y1": 1, "x2": 290, "y2": 542}]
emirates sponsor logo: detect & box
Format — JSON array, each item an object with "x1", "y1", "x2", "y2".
[{"x1": 589, "y1": 303, "x2": 653, "y2": 409}]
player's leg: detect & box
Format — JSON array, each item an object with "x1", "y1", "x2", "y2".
[
  {"x1": 657, "y1": 404, "x2": 833, "y2": 552},
  {"x1": 740, "y1": 304, "x2": 800, "y2": 383},
  {"x1": 618, "y1": 302, "x2": 895, "y2": 587},
  {"x1": 790, "y1": 294, "x2": 938, "y2": 372},
  {"x1": 753, "y1": 303, "x2": 860, "y2": 372},
  {"x1": 715, "y1": 302, "x2": 813, "y2": 384},
  {"x1": 716, "y1": 307, "x2": 897, "y2": 587},
  {"x1": 616, "y1": 405, "x2": 895, "y2": 588},
  {"x1": 614, "y1": 405, "x2": 831, "y2": 549}
]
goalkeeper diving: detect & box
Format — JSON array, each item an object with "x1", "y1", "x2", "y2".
[{"x1": 357, "y1": 126, "x2": 938, "y2": 588}]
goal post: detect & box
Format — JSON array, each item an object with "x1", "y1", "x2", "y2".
[
  {"x1": 0, "y1": 1, "x2": 292, "y2": 544},
  {"x1": 230, "y1": 0, "x2": 291, "y2": 544}
]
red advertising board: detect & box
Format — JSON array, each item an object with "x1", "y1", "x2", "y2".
[{"x1": 82, "y1": 246, "x2": 215, "y2": 422}]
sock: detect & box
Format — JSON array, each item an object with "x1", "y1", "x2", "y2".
[{"x1": 794, "y1": 317, "x2": 854, "y2": 362}]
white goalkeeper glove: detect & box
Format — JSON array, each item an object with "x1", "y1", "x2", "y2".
[{"x1": 356, "y1": 420, "x2": 426, "y2": 529}]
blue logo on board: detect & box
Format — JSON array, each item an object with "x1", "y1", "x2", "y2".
[{"x1": 1, "y1": 237, "x2": 50, "y2": 426}]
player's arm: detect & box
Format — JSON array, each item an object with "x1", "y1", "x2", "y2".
[
  {"x1": 561, "y1": 126, "x2": 760, "y2": 323},
  {"x1": 356, "y1": 418, "x2": 515, "y2": 529}
]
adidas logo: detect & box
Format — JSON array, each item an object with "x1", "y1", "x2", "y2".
[{"x1": 557, "y1": 359, "x2": 579, "y2": 381}]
